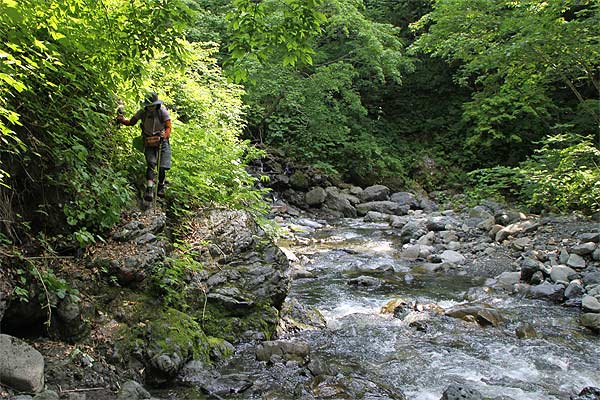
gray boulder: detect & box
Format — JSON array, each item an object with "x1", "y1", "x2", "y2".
[
  {"x1": 0, "y1": 334, "x2": 44, "y2": 393},
  {"x1": 527, "y1": 282, "x2": 565, "y2": 303},
  {"x1": 581, "y1": 313, "x2": 600, "y2": 332},
  {"x1": 439, "y1": 250, "x2": 466, "y2": 265},
  {"x1": 399, "y1": 220, "x2": 428, "y2": 244},
  {"x1": 390, "y1": 192, "x2": 419, "y2": 209},
  {"x1": 440, "y1": 384, "x2": 483, "y2": 400},
  {"x1": 567, "y1": 254, "x2": 587, "y2": 269},
  {"x1": 549, "y1": 265, "x2": 577, "y2": 284},
  {"x1": 358, "y1": 184, "x2": 390, "y2": 202},
  {"x1": 117, "y1": 380, "x2": 151, "y2": 400},
  {"x1": 582, "y1": 295, "x2": 600, "y2": 313},
  {"x1": 255, "y1": 340, "x2": 310, "y2": 364},
  {"x1": 564, "y1": 280, "x2": 585, "y2": 299},
  {"x1": 572, "y1": 242, "x2": 597, "y2": 256},
  {"x1": 305, "y1": 187, "x2": 326, "y2": 206},
  {"x1": 356, "y1": 201, "x2": 408, "y2": 216}
]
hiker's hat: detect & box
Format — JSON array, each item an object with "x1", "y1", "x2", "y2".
[{"x1": 143, "y1": 92, "x2": 164, "y2": 107}]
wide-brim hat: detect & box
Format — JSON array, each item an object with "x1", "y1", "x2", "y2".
[{"x1": 143, "y1": 92, "x2": 164, "y2": 107}]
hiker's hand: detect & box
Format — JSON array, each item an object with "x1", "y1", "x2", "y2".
[
  {"x1": 116, "y1": 115, "x2": 125, "y2": 123},
  {"x1": 159, "y1": 130, "x2": 166, "y2": 139}
]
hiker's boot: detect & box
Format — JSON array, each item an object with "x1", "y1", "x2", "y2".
[
  {"x1": 157, "y1": 184, "x2": 165, "y2": 198},
  {"x1": 144, "y1": 186, "x2": 154, "y2": 201}
]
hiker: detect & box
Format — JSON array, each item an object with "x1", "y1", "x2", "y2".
[{"x1": 117, "y1": 92, "x2": 172, "y2": 201}]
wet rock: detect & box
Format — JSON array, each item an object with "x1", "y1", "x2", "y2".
[
  {"x1": 571, "y1": 386, "x2": 600, "y2": 400},
  {"x1": 207, "y1": 287, "x2": 255, "y2": 315},
  {"x1": 593, "y1": 248, "x2": 600, "y2": 261},
  {"x1": 307, "y1": 375, "x2": 407, "y2": 400},
  {"x1": 117, "y1": 380, "x2": 151, "y2": 400},
  {"x1": 256, "y1": 340, "x2": 310, "y2": 364},
  {"x1": 279, "y1": 298, "x2": 327, "y2": 334},
  {"x1": 290, "y1": 171, "x2": 310, "y2": 190},
  {"x1": 347, "y1": 275, "x2": 383, "y2": 288},
  {"x1": 572, "y1": 242, "x2": 597, "y2": 256},
  {"x1": 53, "y1": 296, "x2": 90, "y2": 342},
  {"x1": 390, "y1": 215, "x2": 411, "y2": 229},
  {"x1": 439, "y1": 250, "x2": 466, "y2": 265},
  {"x1": 550, "y1": 265, "x2": 577, "y2": 284},
  {"x1": 527, "y1": 282, "x2": 565, "y2": 303},
  {"x1": 444, "y1": 304, "x2": 503, "y2": 327},
  {"x1": 582, "y1": 295, "x2": 600, "y2": 313},
  {"x1": 177, "y1": 360, "x2": 215, "y2": 387},
  {"x1": 515, "y1": 322, "x2": 537, "y2": 339},
  {"x1": 567, "y1": 254, "x2": 587, "y2": 269},
  {"x1": 440, "y1": 384, "x2": 483, "y2": 400},
  {"x1": 305, "y1": 187, "x2": 326, "y2": 206},
  {"x1": 358, "y1": 185, "x2": 390, "y2": 202},
  {"x1": 401, "y1": 244, "x2": 420, "y2": 259},
  {"x1": 580, "y1": 313, "x2": 600, "y2": 332},
  {"x1": 0, "y1": 334, "x2": 44, "y2": 393}
]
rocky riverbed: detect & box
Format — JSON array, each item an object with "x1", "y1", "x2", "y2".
[{"x1": 1, "y1": 180, "x2": 599, "y2": 400}]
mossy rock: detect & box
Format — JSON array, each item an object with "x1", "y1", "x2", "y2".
[
  {"x1": 198, "y1": 302, "x2": 279, "y2": 343},
  {"x1": 117, "y1": 306, "x2": 211, "y2": 384}
]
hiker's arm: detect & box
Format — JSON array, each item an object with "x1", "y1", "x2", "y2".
[
  {"x1": 117, "y1": 115, "x2": 139, "y2": 126},
  {"x1": 162, "y1": 120, "x2": 172, "y2": 139}
]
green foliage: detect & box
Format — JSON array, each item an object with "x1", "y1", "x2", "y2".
[
  {"x1": 152, "y1": 249, "x2": 204, "y2": 309},
  {"x1": 225, "y1": 0, "x2": 327, "y2": 81},
  {"x1": 466, "y1": 133, "x2": 600, "y2": 214},
  {"x1": 411, "y1": 0, "x2": 600, "y2": 159}
]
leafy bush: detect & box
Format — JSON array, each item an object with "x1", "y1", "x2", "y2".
[{"x1": 466, "y1": 133, "x2": 600, "y2": 214}]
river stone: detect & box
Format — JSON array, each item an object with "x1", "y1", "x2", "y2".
[
  {"x1": 583, "y1": 272, "x2": 600, "y2": 285},
  {"x1": 593, "y1": 248, "x2": 600, "y2": 261},
  {"x1": 427, "y1": 216, "x2": 459, "y2": 231},
  {"x1": 439, "y1": 250, "x2": 466, "y2": 265},
  {"x1": 495, "y1": 272, "x2": 521, "y2": 291},
  {"x1": 0, "y1": 334, "x2": 44, "y2": 393},
  {"x1": 516, "y1": 322, "x2": 537, "y2": 339},
  {"x1": 399, "y1": 220, "x2": 428, "y2": 244},
  {"x1": 347, "y1": 275, "x2": 383, "y2": 288},
  {"x1": 444, "y1": 304, "x2": 503, "y2": 327},
  {"x1": 356, "y1": 201, "x2": 406, "y2": 216},
  {"x1": 324, "y1": 191, "x2": 357, "y2": 217},
  {"x1": 582, "y1": 295, "x2": 600, "y2": 313},
  {"x1": 527, "y1": 282, "x2": 565, "y2": 302},
  {"x1": 32, "y1": 391, "x2": 59, "y2": 400},
  {"x1": 550, "y1": 265, "x2": 577, "y2": 284},
  {"x1": 117, "y1": 381, "x2": 151, "y2": 400},
  {"x1": 359, "y1": 184, "x2": 390, "y2": 202},
  {"x1": 305, "y1": 187, "x2": 326, "y2": 206},
  {"x1": 364, "y1": 211, "x2": 391, "y2": 222},
  {"x1": 520, "y1": 257, "x2": 542, "y2": 283},
  {"x1": 401, "y1": 244, "x2": 421, "y2": 259},
  {"x1": 580, "y1": 313, "x2": 600, "y2": 332},
  {"x1": 530, "y1": 271, "x2": 545, "y2": 285},
  {"x1": 559, "y1": 249, "x2": 570, "y2": 264},
  {"x1": 440, "y1": 384, "x2": 483, "y2": 400},
  {"x1": 567, "y1": 254, "x2": 586, "y2": 269},
  {"x1": 495, "y1": 220, "x2": 539, "y2": 242},
  {"x1": 572, "y1": 386, "x2": 600, "y2": 400},
  {"x1": 469, "y1": 205, "x2": 493, "y2": 220},
  {"x1": 578, "y1": 233, "x2": 600, "y2": 243},
  {"x1": 572, "y1": 242, "x2": 597, "y2": 256},
  {"x1": 564, "y1": 280, "x2": 585, "y2": 299},
  {"x1": 203, "y1": 374, "x2": 253, "y2": 396},
  {"x1": 390, "y1": 191, "x2": 418, "y2": 208},
  {"x1": 289, "y1": 171, "x2": 310, "y2": 190},
  {"x1": 255, "y1": 340, "x2": 310, "y2": 364}
]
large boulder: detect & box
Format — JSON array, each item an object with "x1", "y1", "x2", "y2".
[
  {"x1": 527, "y1": 282, "x2": 565, "y2": 303},
  {"x1": 0, "y1": 334, "x2": 45, "y2": 393},
  {"x1": 305, "y1": 187, "x2": 327, "y2": 206},
  {"x1": 440, "y1": 384, "x2": 483, "y2": 400},
  {"x1": 358, "y1": 185, "x2": 390, "y2": 202},
  {"x1": 356, "y1": 201, "x2": 408, "y2": 216}
]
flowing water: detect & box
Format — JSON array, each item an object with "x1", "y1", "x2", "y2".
[{"x1": 211, "y1": 219, "x2": 599, "y2": 400}]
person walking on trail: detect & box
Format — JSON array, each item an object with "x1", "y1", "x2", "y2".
[{"x1": 117, "y1": 92, "x2": 172, "y2": 201}]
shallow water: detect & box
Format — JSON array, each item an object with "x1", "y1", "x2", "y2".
[{"x1": 213, "y1": 219, "x2": 600, "y2": 399}]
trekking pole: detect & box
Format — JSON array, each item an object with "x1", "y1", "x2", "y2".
[{"x1": 153, "y1": 138, "x2": 162, "y2": 209}]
